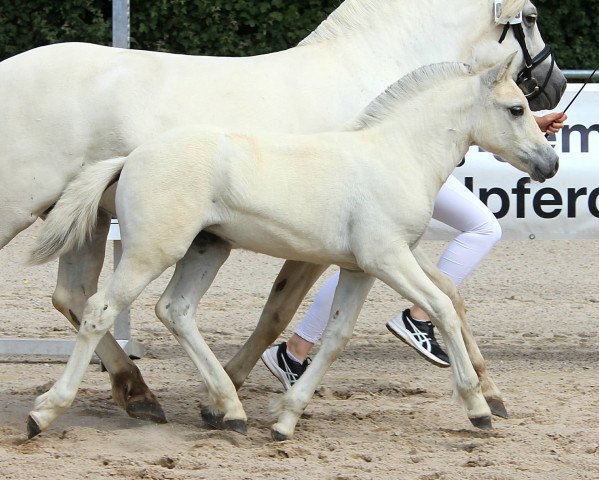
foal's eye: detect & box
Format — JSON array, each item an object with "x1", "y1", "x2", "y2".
[{"x1": 509, "y1": 106, "x2": 524, "y2": 117}]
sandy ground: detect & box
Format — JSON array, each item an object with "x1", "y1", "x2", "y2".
[{"x1": 1, "y1": 222, "x2": 599, "y2": 479}]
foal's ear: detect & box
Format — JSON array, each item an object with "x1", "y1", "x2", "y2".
[{"x1": 483, "y1": 51, "x2": 518, "y2": 86}]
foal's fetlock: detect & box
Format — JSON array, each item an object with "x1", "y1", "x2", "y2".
[
  {"x1": 463, "y1": 393, "x2": 492, "y2": 430},
  {"x1": 28, "y1": 388, "x2": 73, "y2": 437},
  {"x1": 269, "y1": 393, "x2": 305, "y2": 441},
  {"x1": 455, "y1": 379, "x2": 492, "y2": 429},
  {"x1": 271, "y1": 411, "x2": 300, "y2": 441}
]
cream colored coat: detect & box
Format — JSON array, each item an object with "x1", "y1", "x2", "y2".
[{"x1": 28, "y1": 54, "x2": 558, "y2": 440}]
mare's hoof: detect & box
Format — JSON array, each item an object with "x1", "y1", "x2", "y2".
[
  {"x1": 487, "y1": 398, "x2": 509, "y2": 419},
  {"x1": 26, "y1": 415, "x2": 42, "y2": 439},
  {"x1": 126, "y1": 400, "x2": 167, "y2": 424},
  {"x1": 201, "y1": 407, "x2": 225, "y2": 430},
  {"x1": 469, "y1": 415, "x2": 493, "y2": 430},
  {"x1": 271, "y1": 428, "x2": 289, "y2": 442},
  {"x1": 224, "y1": 419, "x2": 247, "y2": 435}
]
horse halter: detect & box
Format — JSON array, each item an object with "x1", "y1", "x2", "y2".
[{"x1": 497, "y1": 15, "x2": 554, "y2": 101}]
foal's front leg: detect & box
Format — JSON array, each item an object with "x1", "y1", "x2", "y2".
[
  {"x1": 52, "y1": 210, "x2": 166, "y2": 423},
  {"x1": 155, "y1": 233, "x2": 247, "y2": 433},
  {"x1": 271, "y1": 269, "x2": 374, "y2": 441},
  {"x1": 224, "y1": 260, "x2": 327, "y2": 389},
  {"x1": 412, "y1": 246, "x2": 507, "y2": 418},
  {"x1": 363, "y1": 244, "x2": 492, "y2": 430}
]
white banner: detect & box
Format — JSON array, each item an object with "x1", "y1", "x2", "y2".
[{"x1": 427, "y1": 83, "x2": 599, "y2": 240}]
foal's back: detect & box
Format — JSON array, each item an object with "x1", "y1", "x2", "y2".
[{"x1": 117, "y1": 125, "x2": 393, "y2": 266}]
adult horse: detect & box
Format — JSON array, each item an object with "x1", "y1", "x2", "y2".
[
  {"x1": 28, "y1": 50, "x2": 559, "y2": 439},
  {"x1": 0, "y1": 0, "x2": 565, "y2": 422}
]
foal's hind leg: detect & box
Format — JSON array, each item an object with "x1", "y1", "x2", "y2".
[
  {"x1": 52, "y1": 210, "x2": 166, "y2": 423},
  {"x1": 28, "y1": 250, "x2": 174, "y2": 437},
  {"x1": 412, "y1": 246, "x2": 507, "y2": 418},
  {"x1": 224, "y1": 260, "x2": 327, "y2": 389},
  {"x1": 155, "y1": 233, "x2": 247, "y2": 434}
]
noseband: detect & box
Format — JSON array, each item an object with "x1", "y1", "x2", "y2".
[{"x1": 497, "y1": 14, "x2": 555, "y2": 101}]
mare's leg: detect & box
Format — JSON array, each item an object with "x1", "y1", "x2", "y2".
[
  {"x1": 271, "y1": 269, "x2": 374, "y2": 441},
  {"x1": 224, "y1": 260, "x2": 327, "y2": 389},
  {"x1": 412, "y1": 246, "x2": 507, "y2": 418},
  {"x1": 362, "y1": 244, "x2": 491, "y2": 429},
  {"x1": 52, "y1": 210, "x2": 166, "y2": 423},
  {"x1": 155, "y1": 233, "x2": 247, "y2": 433}
]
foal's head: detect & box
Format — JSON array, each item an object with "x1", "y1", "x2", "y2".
[{"x1": 472, "y1": 50, "x2": 559, "y2": 182}]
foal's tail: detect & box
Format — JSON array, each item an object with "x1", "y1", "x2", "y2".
[{"x1": 29, "y1": 157, "x2": 126, "y2": 265}]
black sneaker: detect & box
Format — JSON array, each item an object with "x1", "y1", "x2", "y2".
[
  {"x1": 386, "y1": 309, "x2": 450, "y2": 367},
  {"x1": 261, "y1": 342, "x2": 310, "y2": 390}
]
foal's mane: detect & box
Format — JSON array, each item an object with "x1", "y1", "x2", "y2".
[
  {"x1": 299, "y1": 0, "x2": 527, "y2": 46},
  {"x1": 349, "y1": 62, "x2": 472, "y2": 130}
]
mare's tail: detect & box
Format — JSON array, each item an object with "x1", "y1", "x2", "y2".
[{"x1": 29, "y1": 157, "x2": 126, "y2": 264}]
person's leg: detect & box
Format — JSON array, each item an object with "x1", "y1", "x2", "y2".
[
  {"x1": 262, "y1": 272, "x2": 339, "y2": 388},
  {"x1": 410, "y1": 174, "x2": 501, "y2": 316},
  {"x1": 387, "y1": 175, "x2": 501, "y2": 365}
]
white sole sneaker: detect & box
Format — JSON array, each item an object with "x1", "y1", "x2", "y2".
[
  {"x1": 261, "y1": 346, "x2": 292, "y2": 390},
  {"x1": 386, "y1": 318, "x2": 450, "y2": 368}
]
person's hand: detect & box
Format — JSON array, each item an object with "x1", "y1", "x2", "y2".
[{"x1": 535, "y1": 112, "x2": 567, "y2": 134}]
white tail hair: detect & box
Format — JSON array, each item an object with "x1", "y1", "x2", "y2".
[{"x1": 29, "y1": 157, "x2": 126, "y2": 265}]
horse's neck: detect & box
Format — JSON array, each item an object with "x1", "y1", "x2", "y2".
[
  {"x1": 305, "y1": 0, "x2": 492, "y2": 99},
  {"x1": 371, "y1": 80, "x2": 477, "y2": 185}
]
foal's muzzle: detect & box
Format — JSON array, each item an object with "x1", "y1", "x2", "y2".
[{"x1": 529, "y1": 146, "x2": 559, "y2": 183}]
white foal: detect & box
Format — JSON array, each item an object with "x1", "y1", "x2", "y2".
[
  {"x1": 0, "y1": 1, "x2": 565, "y2": 422},
  {"x1": 29, "y1": 51, "x2": 558, "y2": 439}
]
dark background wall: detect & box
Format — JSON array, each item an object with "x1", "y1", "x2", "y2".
[{"x1": 0, "y1": 0, "x2": 597, "y2": 69}]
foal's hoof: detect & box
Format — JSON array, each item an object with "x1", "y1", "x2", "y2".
[
  {"x1": 469, "y1": 415, "x2": 493, "y2": 430},
  {"x1": 271, "y1": 428, "x2": 289, "y2": 442},
  {"x1": 201, "y1": 407, "x2": 246, "y2": 435},
  {"x1": 224, "y1": 419, "x2": 247, "y2": 435},
  {"x1": 126, "y1": 400, "x2": 167, "y2": 424},
  {"x1": 201, "y1": 406, "x2": 225, "y2": 430},
  {"x1": 26, "y1": 415, "x2": 42, "y2": 439},
  {"x1": 486, "y1": 398, "x2": 509, "y2": 419}
]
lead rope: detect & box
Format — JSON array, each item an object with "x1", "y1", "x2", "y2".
[
  {"x1": 544, "y1": 64, "x2": 599, "y2": 139},
  {"x1": 561, "y1": 64, "x2": 599, "y2": 114}
]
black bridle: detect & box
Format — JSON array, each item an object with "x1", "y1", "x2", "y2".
[{"x1": 498, "y1": 21, "x2": 554, "y2": 101}]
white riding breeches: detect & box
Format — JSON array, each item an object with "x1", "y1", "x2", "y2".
[{"x1": 294, "y1": 174, "x2": 501, "y2": 344}]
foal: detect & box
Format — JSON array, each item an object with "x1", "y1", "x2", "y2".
[{"x1": 29, "y1": 51, "x2": 558, "y2": 440}]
